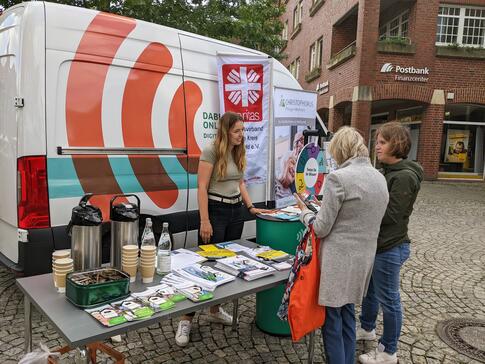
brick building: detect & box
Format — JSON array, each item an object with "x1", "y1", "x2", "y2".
[{"x1": 280, "y1": 0, "x2": 485, "y2": 180}]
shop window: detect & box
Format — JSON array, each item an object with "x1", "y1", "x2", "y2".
[
  {"x1": 445, "y1": 104, "x2": 485, "y2": 122},
  {"x1": 369, "y1": 109, "x2": 422, "y2": 166},
  {"x1": 436, "y1": 5, "x2": 485, "y2": 47},
  {"x1": 309, "y1": 37, "x2": 323, "y2": 71},
  {"x1": 440, "y1": 124, "x2": 485, "y2": 174},
  {"x1": 379, "y1": 10, "x2": 409, "y2": 40},
  {"x1": 441, "y1": 104, "x2": 485, "y2": 174}
]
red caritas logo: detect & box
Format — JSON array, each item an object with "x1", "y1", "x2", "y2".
[{"x1": 222, "y1": 64, "x2": 263, "y2": 122}]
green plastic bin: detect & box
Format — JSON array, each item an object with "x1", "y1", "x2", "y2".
[{"x1": 255, "y1": 215, "x2": 305, "y2": 335}]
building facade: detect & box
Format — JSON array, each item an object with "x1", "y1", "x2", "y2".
[{"x1": 281, "y1": 0, "x2": 485, "y2": 180}]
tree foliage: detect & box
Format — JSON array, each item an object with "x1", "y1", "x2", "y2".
[{"x1": 0, "y1": 0, "x2": 285, "y2": 58}]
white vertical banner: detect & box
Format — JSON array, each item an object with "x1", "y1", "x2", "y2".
[{"x1": 217, "y1": 53, "x2": 271, "y2": 185}]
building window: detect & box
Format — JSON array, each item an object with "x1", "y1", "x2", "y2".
[
  {"x1": 437, "y1": 5, "x2": 485, "y2": 46},
  {"x1": 282, "y1": 20, "x2": 288, "y2": 41},
  {"x1": 293, "y1": 1, "x2": 303, "y2": 30},
  {"x1": 379, "y1": 10, "x2": 409, "y2": 39},
  {"x1": 289, "y1": 58, "x2": 300, "y2": 79},
  {"x1": 309, "y1": 37, "x2": 323, "y2": 71}
]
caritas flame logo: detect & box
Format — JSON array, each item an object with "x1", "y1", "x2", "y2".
[{"x1": 222, "y1": 64, "x2": 263, "y2": 122}]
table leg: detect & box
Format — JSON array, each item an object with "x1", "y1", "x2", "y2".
[
  {"x1": 307, "y1": 331, "x2": 315, "y2": 364},
  {"x1": 232, "y1": 299, "x2": 238, "y2": 332},
  {"x1": 24, "y1": 295, "x2": 32, "y2": 353}
]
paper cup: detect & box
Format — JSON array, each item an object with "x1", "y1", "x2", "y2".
[
  {"x1": 123, "y1": 244, "x2": 138, "y2": 252},
  {"x1": 140, "y1": 264, "x2": 155, "y2": 283},
  {"x1": 52, "y1": 265, "x2": 74, "y2": 272},
  {"x1": 122, "y1": 250, "x2": 138, "y2": 256},
  {"x1": 55, "y1": 272, "x2": 68, "y2": 293},
  {"x1": 121, "y1": 257, "x2": 138, "y2": 265},
  {"x1": 54, "y1": 258, "x2": 73, "y2": 267},
  {"x1": 122, "y1": 264, "x2": 137, "y2": 282},
  {"x1": 140, "y1": 257, "x2": 157, "y2": 265},
  {"x1": 140, "y1": 246, "x2": 156, "y2": 253},
  {"x1": 52, "y1": 263, "x2": 72, "y2": 269},
  {"x1": 52, "y1": 249, "x2": 71, "y2": 260}
]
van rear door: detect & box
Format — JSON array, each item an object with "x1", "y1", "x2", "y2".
[{"x1": 0, "y1": 6, "x2": 23, "y2": 265}]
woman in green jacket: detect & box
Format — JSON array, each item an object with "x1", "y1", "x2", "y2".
[{"x1": 358, "y1": 122, "x2": 424, "y2": 364}]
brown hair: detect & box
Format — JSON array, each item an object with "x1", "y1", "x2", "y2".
[
  {"x1": 329, "y1": 126, "x2": 369, "y2": 165},
  {"x1": 214, "y1": 112, "x2": 246, "y2": 179},
  {"x1": 376, "y1": 121, "x2": 411, "y2": 159}
]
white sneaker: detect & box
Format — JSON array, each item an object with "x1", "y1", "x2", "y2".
[
  {"x1": 356, "y1": 327, "x2": 377, "y2": 341},
  {"x1": 206, "y1": 307, "x2": 233, "y2": 325},
  {"x1": 110, "y1": 335, "x2": 122, "y2": 343},
  {"x1": 359, "y1": 343, "x2": 398, "y2": 364},
  {"x1": 175, "y1": 320, "x2": 192, "y2": 347}
]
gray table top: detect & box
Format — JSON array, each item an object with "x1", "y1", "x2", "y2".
[{"x1": 16, "y1": 240, "x2": 290, "y2": 348}]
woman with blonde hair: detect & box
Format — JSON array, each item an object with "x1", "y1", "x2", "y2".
[
  {"x1": 294, "y1": 126, "x2": 389, "y2": 364},
  {"x1": 175, "y1": 111, "x2": 265, "y2": 347}
]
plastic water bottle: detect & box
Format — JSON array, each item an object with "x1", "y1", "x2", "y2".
[
  {"x1": 157, "y1": 222, "x2": 172, "y2": 276},
  {"x1": 141, "y1": 218, "x2": 156, "y2": 248}
]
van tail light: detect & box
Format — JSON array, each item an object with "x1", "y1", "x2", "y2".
[{"x1": 17, "y1": 156, "x2": 50, "y2": 229}]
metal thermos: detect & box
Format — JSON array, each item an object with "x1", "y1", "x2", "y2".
[
  {"x1": 110, "y1": 194, "x2": 140, "y2": 269},
  {"x1": 67, "y1": 194, "x2": 103, "y2": 271}
]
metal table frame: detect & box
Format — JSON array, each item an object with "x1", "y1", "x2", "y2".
[{"x1": 17, "y1": 240, "x2": 317, "y2": 363}]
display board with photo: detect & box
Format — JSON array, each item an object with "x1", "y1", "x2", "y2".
[{"x1": 444, "y1": 129, "x2": 470, "y2": 164}]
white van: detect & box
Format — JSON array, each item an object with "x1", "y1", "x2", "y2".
[{"x1": 0, "y1": 2, "x2": 301, "y2": 275}]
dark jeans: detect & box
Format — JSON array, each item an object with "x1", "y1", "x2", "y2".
[
  {"x1": 198, "y1": 200, "x2": 244, "y2": 244},
  {"x1": 186, "y1": 200, "x2": 244, "y2": 318},
  {"x1": 360, "y1": 242, "x2": 411, "y2": 354},
  {"x1": 322, "y1": 304, "x2": 356, "y2": 364}
]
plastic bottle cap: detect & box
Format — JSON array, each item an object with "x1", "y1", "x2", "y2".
[{"x1": 163, "y1": 222, "x2": 169, "y2": 228}]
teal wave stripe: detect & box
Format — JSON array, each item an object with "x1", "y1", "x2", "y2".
[
  {"x1": 47, "y1": 158, "x2": 85, "y2": 198},
  {"x1": 47, "y1": 156, "x2": 197, "y2": 199}
]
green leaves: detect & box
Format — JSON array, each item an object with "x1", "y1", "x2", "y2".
[{"x1": 0, "y1": 0, "x2": 285, "y2": 58}]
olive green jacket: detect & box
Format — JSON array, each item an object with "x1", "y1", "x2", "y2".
[{"x1": 377, "y1": 159, "x2": 424, "y2": 253}]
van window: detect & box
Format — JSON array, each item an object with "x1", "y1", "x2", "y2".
[{"x1": 0, "y1": 8, "x2": 22, "y2": 56}]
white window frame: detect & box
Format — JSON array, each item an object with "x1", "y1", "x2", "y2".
[
  {"x1": 436, "y1": 4, "x2": 485, "y2": 47},
  {"x1": 290, "y1": 58, "x2": 300, "y2": 79},
  {"x1": 309, "y1": 37, "x2": 323, "y2": 71},
  {"x1": 293, "y1": 0, "x2": 303, "y2": 29},
  {"x1": 282, "y1": 20, "x2": 288, "y2": 41},
  {"x1": 379, "y1": 10, "x2": 409, "y2": 39}
]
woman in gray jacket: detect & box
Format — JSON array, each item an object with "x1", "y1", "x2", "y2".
[{"x1": 295, "y1": 127, "x2": 389, "y2": 364}]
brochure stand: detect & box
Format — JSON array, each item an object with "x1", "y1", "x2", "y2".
[{"x1": 255, "y1": 214, "x2": 305, "y2": 335}]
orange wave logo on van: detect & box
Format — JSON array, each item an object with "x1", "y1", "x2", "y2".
[
  {"x1": 66, "y1": 12, "x2": 203, "y2": 216},
  {"x1": 122, "y1": 42, "x2": 178, "y2": 208},
  {"x1": 66, "y1": 12, "x2": 136, "y2": 218},
  {"x1": 169, "y1": 81, "x2": 203, "y2": 174}
]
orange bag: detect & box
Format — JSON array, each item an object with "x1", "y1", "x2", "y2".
[{"x1": 288, "y1": 226, "x2": 326, "y2": 342}]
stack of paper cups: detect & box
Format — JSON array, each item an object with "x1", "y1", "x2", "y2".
[
  {"x1": 52, "y1": 250, "x2": 71, "y2": 288},
  {"x1": 52, "y1": 257, "x2": 73, "y2": 293},
  {"x1": 140, "y1": 246, "x2": 156, "y2": 283},
  {"x1": 122, "y1": 245, "x2": 139, "y2": 283}
]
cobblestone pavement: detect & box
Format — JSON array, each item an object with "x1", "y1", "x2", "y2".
[{"x1": 1, "y1": 182, "x2": 484, "y2": 363}]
